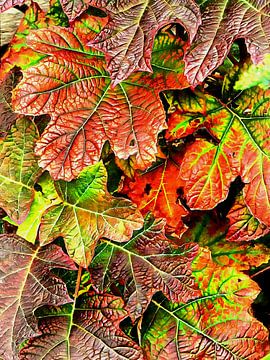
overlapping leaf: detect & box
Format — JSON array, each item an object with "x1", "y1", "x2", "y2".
[
  {"x1": 227, "y1": 192, "x2": 270, "y2": 242},
  {"x1": 90, "y1": 214, "x2": 200, "y2": 320},
  {"x1": 184, "y1": 0, "x2": 270, "y2": 86},
  {"x1": 122, "y1": 153, "x2": 188, "y2": 235},
  {"x1": 168, "y1": 89, "x2": 270, "y2": 226},
  {"x1": 0, "y1": 117, "x2": 41, "y2": 223},
  {"x1": 0, "y1": 234, "x2": 76, "y2": 359},
  {"x1": 0, "y1": 0, "x2": 24, "y2": 13},
  {"x1": 13, "y1": 24, "x2": 189, "y2": 181},
  {"x1": 142, "y1": 248, "x2": 269, "y2": 359},
  {"x1": 19, "y1": 292, "x2": 144, "y2": 359},
  {"x1": 87, "y1": 0, "x2": 201, "y2": 85},
  {"x1": 39, "y1": 162, "x2": 143, "y2": 268}
]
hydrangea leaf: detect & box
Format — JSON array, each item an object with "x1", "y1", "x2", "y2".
[
  {"x1": 19, "y1": 292, "x2": 144, "y2": 359},
  {"x1": 0, "y1": 117, "x2": 41, "y2": 224},
  {"x1": 12, "y1": 26, "x2": 189, "y2": 181},
  {"x1": 39, "y1": 162, "x2": 143, "y2": 268},
  {"x1": 87, "y1": 0, "x2": 200, "y2": 85},
  {"x1": 142, "y1": 248, "x2": 269, "y2": 359},
  {"x1": 0, "y1": 2, "x2": 53, "y2": 80},
  {"x1": 169, "y1": 89, "x2": 270, "y2": 226},
  {"x1": 227, "y1": 192, "x2": 270, "y2": 242},
  {"x1": 90, "y1": 214, "x2": 200, "y2": 320},
  {"x1": 184, "y1": 0, "x2": 270, "y2": 86},
  {"x1": 183, "y1": 214, "x2": 270, "y2": 271},
  {"x1": 122, "y1": 153, "x2": 188, "y2": 235},
  {"x1": 0, "y1": 234, "x2": 77, "y2": 359}
]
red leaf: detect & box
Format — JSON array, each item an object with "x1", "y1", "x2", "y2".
[
  {"x1": 87, "y1": 0, "x2": 201, "y2": 85},
  {"x1": 19, "y1": 292, "x2": 144, "y2": 359},
  {"x1": 0, "y1": 234, "x2": 76, "y2": 359},
  {"x1": 184, "y1": 0, "x2": 270, "y2": 86}
]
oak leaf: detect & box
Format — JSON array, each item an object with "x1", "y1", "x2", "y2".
[
  {"x1": 184, "y1": 0, "x2": 270, "y2": 86},
  {"x1": 19, "y1": 293, "x2": 144, "y2": 359},
  {"x1": 142, "y1": 248, "x2": 269, "y2": 359},
  {"x1": 39, "y1": 162, "x2": 143, "y2": 268},
  {"x1": 87, "y1": 0, "x2": 201, "y2": 85},
  {"x1": 90, "y1": 214, "x2": 200, "y2": 320},
  {"x1": 0, "y1": 234, "x2": 76, "y2": 359}
]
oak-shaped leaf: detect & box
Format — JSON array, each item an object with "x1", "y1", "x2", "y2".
[
  {"x1": 39, "y1": 162, "x2": 143, "y2": 268},
  {"x1": 184, "y1": 0, "x2": 270, "y2": 86},
  {"x1": 122, "y1": 153, "x2": 188, "y2": 235},
  {"x1": 19, "y1": 292, "x2": 144, "y2": 359},
  {"x1": 169, "y1": 89, "x2": 270, "y2": 227},
  {"x1": 227, "y1": 192, "x2": 270, "y2": 242},
  {"x1": 90, "y1": 214, "x2": 200, "y2": 321},
  {"x1": 183, "y1": 213, "x2": 270, "y2": 271},
  {"x1": 0, "y1": 234, "x2": 77, "y2": 359},
  {"x1": 0, "y1": 117, "x2": 41, "y2": 223},
  {"x1": 87, "y1": 0, "x2": 201, "y2": 85},
  {"x1": 142, "y1": 248, "x2": 269, "y2": 359},
  {"x1": 12, "y1": 25, "x2": 189, "y2": 181}
]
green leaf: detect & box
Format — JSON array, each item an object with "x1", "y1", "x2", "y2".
[{"x1": 39, "y1": 162, "x2": 144, "y2": 268}]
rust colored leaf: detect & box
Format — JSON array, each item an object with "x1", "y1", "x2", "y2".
[
  {"x1": 143, "y1": 248, "x2": 269, "y2": 359},
  {"x1": 13, "y1": 26, "x2": 188, "y2": 181},
  {"x1": 39, "y1": 162, "x2": 143, "y2": 268},
  {"x1": 0, "y1": 234, "x2": 76, "y2": 359},
  {"x1": 227, "y1": 192, "x2": 270, "y2": 242},
  {"x1": 19, "y1": 292, "x2": 144, "y2": 359},
  {"x1": 184, "y1": 0, "x2": 270, "y2": 86},
  {"x1": 122, "y1": 153, "x2": 188, "y2": 235},
  {"x1": 87, "y1": 0, "x2": 201, "y2": 85},
  {"x1": 0, "y1": 117, "x2": 41, "y2": 223},
  {"x1": 90, "y1": 214, "x2": 200, "y2": 320}
]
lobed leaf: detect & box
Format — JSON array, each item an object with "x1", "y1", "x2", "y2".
[
  {"x1": 142, "y1": 248, "x2": 269, "y2": 359},
  {"x1": 184, "y1": 0, "x2": 270, "y2": 86},
  {"x1": 0, "y1": 234, "x2": 76, "y2": 359},
  {"x1": 90, "y1": 214, "x2": 200, "y2": 320},
  {"x1": 39, "y1": 162, "x2": 143, "y2": 268},
  {"x1": 19, "y1": 292, "x2": 144, "y2": 359}
]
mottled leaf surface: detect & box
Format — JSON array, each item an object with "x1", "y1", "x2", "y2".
[
  {"x1": 87, "y1": 0, "x2": 200, "y2": 85},
  {"x1": 90, "y1": 215, "x2": 200, "y2": 320},
  {"x1": 19, "y1": 293, "x2": 144, "y2": 359},
  {"x1": 0, "y1": 234, "x2": 76, "y2": 359},
  {"x1": 60, "y1": 0, "x2": 90, "y2": 20},
  {"x1": 143, "y1": 248, "x2": 269, "y2": 359},
  {"x1": 40, "y1": 162, "x2": 143, "y2": 268},
  {"x1": 0, "y1": 0, "x2": 24, "y2": 13},
  {"x1": 13, "y1": 25, "x2": 189, "y2": 181},
  {"x1": 184, "y1": 0, "x2": 270, "y2": 86},
  {"x1": 0, "y1": 117, "x2": 41, "y2": 223},
  {"x1": 122, "y1": 154, "x2": 188, "y2": 235},
  {"x1": 169, "y1": 89, "x2": 270, "y2": 226}
]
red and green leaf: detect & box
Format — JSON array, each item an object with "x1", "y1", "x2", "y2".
[
  {"x1": 90, "y1": 214, "x2": 200, "y2": 320},
  {"x1": 0, "y1": 234, "x2": 76, "y2": 359}
]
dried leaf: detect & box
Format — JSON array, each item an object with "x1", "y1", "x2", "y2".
[
  {"x1": 19, "y1": 293, "x2": 144, "y2": 359},
  {"x1": 184, "y1": 0, "x2": 270, "y2": 86},
  {"x1": 0, "y1": 234, "x2": 76, "y2": 359},
  {"x1": 90, "y1": 214, "x2": 200, "y2": 320},
  {"x1": 39, "y1": 162, "x2": 143, "y2": 268}
]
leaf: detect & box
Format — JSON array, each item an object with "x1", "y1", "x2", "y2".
[
  {"x1": 87, "y1": 0, "x2": 200, "y2": 85},
  {"x1": 0, "y1": 117, "x2": 41, "y2": 223},
  {"x1": 227, "y1": 192, "x2": 270, "y2": 242},
  {"x1": 142, "y1": 248, "x2": 269, "y2": 359},
  {"x1": 122, "y1": 153, "x2": 188, "y2": 235},
  {"x1": 0, "y1": 0, "x2": 24, "y2": 13},
  {"x1": 19, "y1": 292, "x2": 144, "y2": 359},
  {"x1": 60, "y1": 0, "x2": 90, "y2": 20},
  {"x1": 90, "y1": 214, "x2": 200, "y2": 320},
  {"x1": 0, "y1": 234, "x2": 77, "y2": 359},
  {"x1": 39, "y1": 162, "x2": 143, "y2": 268},
  {"x1": 183, "y1": 213, "x2": 270, "y2": 271},
  {"x1": 0, "y1": 2, "x2": 52, "y2": 80},
  {"x1": 13, "y1": 25, "x2": 189, "y2": 181},
  {"x1": 184, "y1": 0, "x2": 270, "y2": 86},
  {"x1": 169, "y1": 89, "x2": 270, "y2": 226}
]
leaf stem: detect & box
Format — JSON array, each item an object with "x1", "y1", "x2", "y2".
[
  {"x1": 250, "y1": 265, "x2": 270, "y2": 279},
  {"x1": 74, "y1": 266, "x2": 82, "y2": 299}
]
